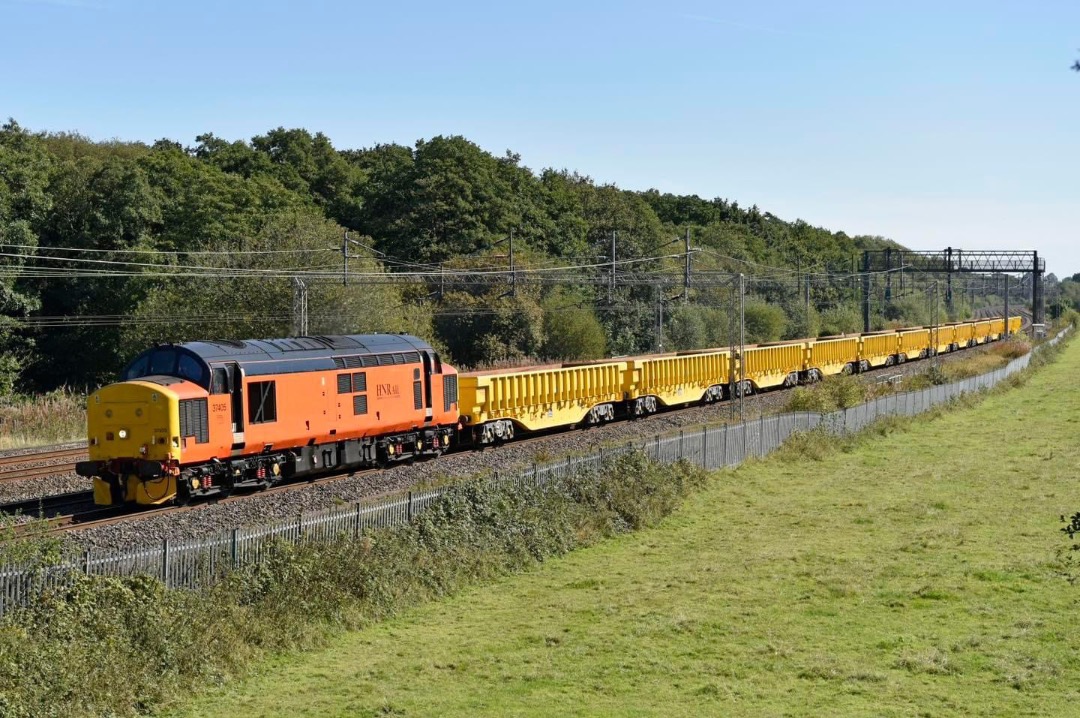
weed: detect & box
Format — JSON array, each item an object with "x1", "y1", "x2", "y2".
[{"x1": 0, "y1": 388, "x2": 86, "y2": 449}]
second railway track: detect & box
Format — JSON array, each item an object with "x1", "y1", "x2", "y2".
[{"x1": 0, "y1": 446, "x2": 86, "y2": 484}]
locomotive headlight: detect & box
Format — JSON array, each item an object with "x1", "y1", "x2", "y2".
[{"x1": 118, "y1": 429, "x2": 128, "y2": 440}]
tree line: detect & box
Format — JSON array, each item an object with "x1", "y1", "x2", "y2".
[{"x1": 0, "y1": 119, "x2": 941, "y2": 393}]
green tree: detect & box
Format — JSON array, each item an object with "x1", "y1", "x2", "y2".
[
  {"x1": 743, "y1": 298, "x2": 787, "y2": 343},
  {"x1": 356, "y1": 136, "x2": 550, "y2": 264},
  {"x1": 434, "y1": 289, "x2": 544, "y2": 367},
  {"x1": 0, "y1": 120, "x2": 49, "y2": 392},
  {"x1": 819, "y1": 304, "x2": 862, "y2": 335},
  {"x1": 123, "y1": 213, "x2": 420, "y2": 356},
  {"x1": 540, "y1": 290, "x2": 606, "y2": 360}
]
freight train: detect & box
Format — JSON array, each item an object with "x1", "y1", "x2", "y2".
[{"x1": 76, "y1": 316, "x2": 1021, "y2": 506}]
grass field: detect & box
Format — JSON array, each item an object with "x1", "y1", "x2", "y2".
[{"x1": 175, "y1": 337, "x2": 1080, "y2": 718}]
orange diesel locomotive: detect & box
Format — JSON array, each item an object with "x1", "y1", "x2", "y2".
[{"x1": 77, "y1": 335, "x2": 459, "y2": 505}]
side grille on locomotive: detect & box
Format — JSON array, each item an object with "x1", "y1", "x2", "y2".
[
  {"x1": 179, "y1": 398, "x2": 209, "y2": 444},
  {"x1": 353, "y1": 394, "x2": 368, "y2": 415},
  {"x1": 336, "y1": 373, "x2": 352, "y2": 394},
  {"x1": 443, "y1": 374, "x2": 458, "y2": 411}
]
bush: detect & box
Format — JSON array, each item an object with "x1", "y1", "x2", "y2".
[
  {"x1": 541, "y1": 292, "x2": 606, "y2": 361},
  {"x1": 786, "y1": 375, "x2": 868, "y2": 413},
  {"x1": 743, "y1": 299, "x2": 788, "y2": 343},
  {"x1": 819, "y1": 305, "x2": 861, "y2": 336},
  {"x1": 666, "y1": 304, "x2": 709, "y2": 351},
  {"x1": 989, "y1": 337, "x2": 1031, "y2": 360}
]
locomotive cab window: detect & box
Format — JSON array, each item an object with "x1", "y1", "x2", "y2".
[
  {"x1": 123, "y1": 355, "x2": 149, "y2": 381},
  {"x1": 148, "y1": 348, "x2": 177, "y2": 375},
  {"x1": 211, "y1": 367, "x2": 228, "y2": 395},
  {"x1": 123, "y1": 347, "x2": 210, "y2": 390},
  {"x1": 247, "y1": 381, "x2": 277, "y2": 424},
  {"x1": 177, "y1": 354, "x2": 206, "y2": 385}
]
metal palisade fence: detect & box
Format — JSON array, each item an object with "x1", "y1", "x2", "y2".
[{"x1": 0, "y1": 328, "x2": 1070, "y2": 615}]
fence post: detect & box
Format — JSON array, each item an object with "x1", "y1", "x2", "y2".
[
  {"x1": 354, "y1": 504, "x2": 361, "y2": 539},
  {"x1": 162, "y1": 538, "x2": 170, "y2": 588},
  {"x1": 742, "y1": 416, "x2": 747, "y2": 459},
  {"x1": 679, "y1": 430, "x2": 685, "y2": 461},
  {"x1": 407, "y1": 491, "x2": 414, "y2": 522},
  {"x1": 702, "y1": 426, "x2": 709, "y2": 468},
  {"x1": 83, "y1": 549, "x2": 91, "y2": 576},
  {"x1": 231, "y1": 528, "x2": 239, "y2": 566}
]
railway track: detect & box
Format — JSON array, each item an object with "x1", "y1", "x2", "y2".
[
  {"x1": 9, "y1": 429, "x2": 629, "y2": 535},
  {"x1": 0, "y1": 446, "x2": 86, "y2": 484}
]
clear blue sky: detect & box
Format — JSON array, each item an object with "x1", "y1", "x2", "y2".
[{"x1": 3, "y1": 0, "x2": 1079, "y2": 275}]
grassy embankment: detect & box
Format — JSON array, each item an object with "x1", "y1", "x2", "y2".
[
  {"x1": 0, "y1": 389, "x2": 85, "y2": 449},
  {"x1": 177, "y1": 334, "x2": 1080, "y2": 717}
]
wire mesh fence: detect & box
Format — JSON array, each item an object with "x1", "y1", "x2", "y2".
[{"x1": 0, "y1": 328, "x2": 1069, "y2": 615}]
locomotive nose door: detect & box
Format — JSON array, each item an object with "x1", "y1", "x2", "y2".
[
  {"x1": 226, "y1": 363, "x2": 245, "y2": 448},
  {"x1": 422, "y1": 352, "x2": 434, "y2": 422}
]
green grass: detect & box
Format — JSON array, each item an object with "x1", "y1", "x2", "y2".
[{"x1": 175, "y1": 337, "x2": 1080, "y2": 718}]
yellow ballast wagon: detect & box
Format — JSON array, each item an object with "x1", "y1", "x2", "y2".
[
  {"x1": 859, "y1": 332, "x2": 899, "y2": 369},
  {"x1": 741, "y1": 342, "x2": 807, "y2": 391},
  {"x1": 806, "y1": 337, "x2": 859, "y2": 378},
  {"x1": 897, "y1": 328, "x2": 931, "y2": 362},
  {"x1": 457, "y1": 360, "x2": 628, "y2": 441},
  {"x1": 625, "y1": 348, "x2": 732, "y2": 414}
]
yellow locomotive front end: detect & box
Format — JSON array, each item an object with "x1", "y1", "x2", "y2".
[{"x1": 76, "y1": 381, "x2": 182, "y2": 506}]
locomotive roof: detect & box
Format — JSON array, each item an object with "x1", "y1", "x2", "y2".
[
  {"x1": 177, "y1": 334, "x2": 434, "y2": 364},
  {"x1": 123, "y1": 334, "x2": 436, "y2": 385}
]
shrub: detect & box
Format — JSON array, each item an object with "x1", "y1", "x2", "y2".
[
  {"x1": 786, "y1": 375, "x2": 868, "y2": 413},
  {"x1": 743, "y1": 299, "x2": 788, "y2": 344},
  {"x1": 989, "y1": 337, "x2": 1031, "y2": 360},
  {"x1": 541, "y1": 292, "x2": 607, "y2": 361},
  {"x1": 819, "y1": 305, "x2": 861, "y2": 336}
]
